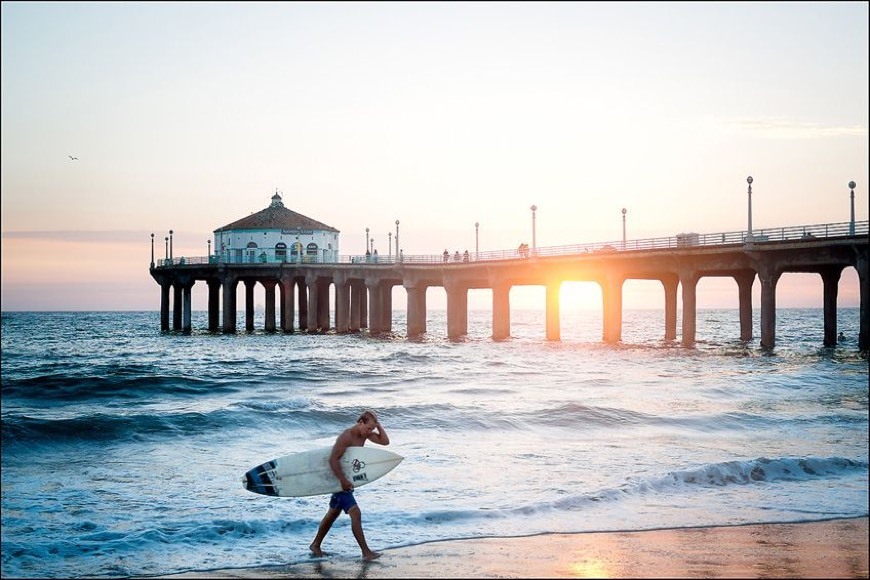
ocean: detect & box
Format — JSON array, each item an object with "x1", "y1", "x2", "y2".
[{"x1": 1, "y1": 308, "x2": 868, "y2": 578}]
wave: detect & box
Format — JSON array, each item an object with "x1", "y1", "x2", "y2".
[
  {"x1": 542, "y1": 456, "x2": 867, "y2": 515},
  {"x1": 391, "y1": 456, "x2": 869, "y2": 527},
  {"x1": 4, "y1": 396, "x2": 858, "y2": 447},
  {"x1": 0, "y1": 366, "x2": 351, "y2": 402},
  {"x1": 0, "y1": 404, "x2": 392, "y2": 445},
  {"x1": 1, "y1": 411, "x2": 231, "y2": 444},
  {"x1": 0, "y1": 516, "x2": 315, "y2": 579},
  {"x1": 661, "y1": 456, "x2": 865, "y2": 486},
  {"x1": 0, "y1": 373, "x2": 242, "y2": 401},
  {"x1": 580, "y1": 455, "x2": 866, "y2": 509}
]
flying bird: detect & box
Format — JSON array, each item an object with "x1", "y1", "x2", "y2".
[{"x1": 68, "y1": 155, "x2": 78, "y2": 160}]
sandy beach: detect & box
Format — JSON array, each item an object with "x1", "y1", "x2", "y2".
[{"x1": 153, "y1": 516, "x2": 868, "y2": 579}]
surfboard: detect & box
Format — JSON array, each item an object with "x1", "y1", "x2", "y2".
[{"x1": 243, "y1": 446, "x2": 403, "y2": 498}]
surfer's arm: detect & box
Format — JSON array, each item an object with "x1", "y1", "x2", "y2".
[{"x1": 368, "y1": 421, "x2": 390, "y2": 446}]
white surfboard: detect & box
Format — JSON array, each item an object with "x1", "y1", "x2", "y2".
[{"x1": 243, "y1": 446, "x2": 403, "y2": 497}]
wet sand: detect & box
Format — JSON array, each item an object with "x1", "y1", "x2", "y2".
[{"x1": 153, "y1": 516, "x2": 868, "y2": 578}]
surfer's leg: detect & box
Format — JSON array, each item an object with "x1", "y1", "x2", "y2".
[
  {"x1": 309, "y1": 507, "x2": 340, "y2": 556},
  {"x1": 347, "y1": 505, "x2": 381, "y2": 561}
]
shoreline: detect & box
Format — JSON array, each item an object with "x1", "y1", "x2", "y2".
[{"x1": 152, "y1": 516, "x2": 868, "y2": 579}]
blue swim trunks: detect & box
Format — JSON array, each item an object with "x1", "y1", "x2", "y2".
[{"x1": 329, "y1": 491, "x2": 357, "y2": 513}]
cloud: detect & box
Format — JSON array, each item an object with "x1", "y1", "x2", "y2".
[
  {"x1": 720, "y1": 118, "x2": 867, "y2": 139},
  {"x1": 1, "y1": 230, "x2": 154, "y2": 244}
]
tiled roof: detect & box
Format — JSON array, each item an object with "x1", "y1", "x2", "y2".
[{"x1": 214, "y1": 194, "x2": 339, "y2": 233}]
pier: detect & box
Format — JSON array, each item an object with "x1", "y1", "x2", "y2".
[{"x1": 150, "y1": 220, "x2": 870, "y2": 350}]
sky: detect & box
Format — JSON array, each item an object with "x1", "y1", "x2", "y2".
[{"x1": 1, "y1": 1, "x2": 868, "y2": 313}]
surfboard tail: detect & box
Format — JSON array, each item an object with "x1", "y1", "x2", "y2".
[{"x1": 243, "y1": 461, "x2": 279, "y2": 496}]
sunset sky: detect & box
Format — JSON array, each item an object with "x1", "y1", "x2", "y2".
[{"x1": 2, "y1": 1, "x2": 867, "y2": 312}]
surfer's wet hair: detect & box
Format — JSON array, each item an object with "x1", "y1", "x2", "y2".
[{"x1": 358, "y1": 410, "x2": 377, "y2": 424}]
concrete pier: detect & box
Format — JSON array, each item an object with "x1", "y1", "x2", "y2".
[{"x1": 151, "y1": 234, "x2": 869, "y2": 350}]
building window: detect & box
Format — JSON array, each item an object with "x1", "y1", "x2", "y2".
[
  {"x1": 306, "y1": 242, "x2": 318, "y2": 263},
  {"x1": 246, "y1": 241, "x2": 258, "y2": 264}
]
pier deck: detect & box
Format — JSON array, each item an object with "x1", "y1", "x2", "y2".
[{"x1": 150, "y1": 221, "x2": 869, "y2": 350}]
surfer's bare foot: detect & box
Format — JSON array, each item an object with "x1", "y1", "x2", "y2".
[
  {"x1": 309, "y1": 544, "x2": 327, "y2": 557},
  {"x1": 363, "y1": 551, "x2": 381, "y2": 561}
]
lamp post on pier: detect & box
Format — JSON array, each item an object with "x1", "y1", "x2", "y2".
[
  {"x1": 849, "y1": 181, "x2": 857, "y2": 235},
  {"x1": 365, "y1": 227, "x2": 370, "y2": 254},
  {"x1": 621, "y1": 208, "x2": 627, "y2": 250},
  {"x1": 208, "y1": 239, "x2": 211, "y2": 259},
  {"x1": 475, "y1": 221, "x2": 479, "y2": 261},
  {"x1": 745, "y1": 176, "x2": 754, "y2": 247},
  {"x1": 164, "y1": 236, "x2": 169, "y2": 260},
  {"x1": 150, "y1": 233, "x2": 155, "y2": 268},
  {"x1": 530, "y1": 205, "x2": 537, "y2": 255},
  {"x1": 395, "y1": 220, "x2": 400, "y2": 261},
  {"x1": 388, "y1": 232, "x2": 392, "y2": 261},
  {"x1": 169, "y1": 229, "x2": 174, "y2": 260}
]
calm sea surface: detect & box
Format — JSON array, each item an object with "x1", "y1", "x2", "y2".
[{"x1": 1, "y1": 309, "x2": 868, "y2": 578}]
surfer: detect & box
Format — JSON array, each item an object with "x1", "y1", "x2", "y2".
[{"x1": 309, "y1": 410, "x2": 390, "y2": 561}]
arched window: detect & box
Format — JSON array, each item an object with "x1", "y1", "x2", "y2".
[
  {"x1": 246, "y1": 242, "x2": 258, "y2": 262},
  {"x1": 306, "y1": 242, "x2": 318, "y2": 263},
  {"x1": 275, "y1": 242, "x2": 287, "y2": 261}
]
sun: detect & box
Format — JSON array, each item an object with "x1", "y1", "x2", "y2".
[{"x1": 559, "y1": 281, "x2": 602, "y2": 311}]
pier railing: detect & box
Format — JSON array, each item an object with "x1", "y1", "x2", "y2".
[{"x1": 156, "y1": 220, "x2": 868, "y2": 267}]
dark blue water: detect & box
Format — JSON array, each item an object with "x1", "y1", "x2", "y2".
[{"x1": 1, "y1": 309, "x2": 867, "y2": 578}]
